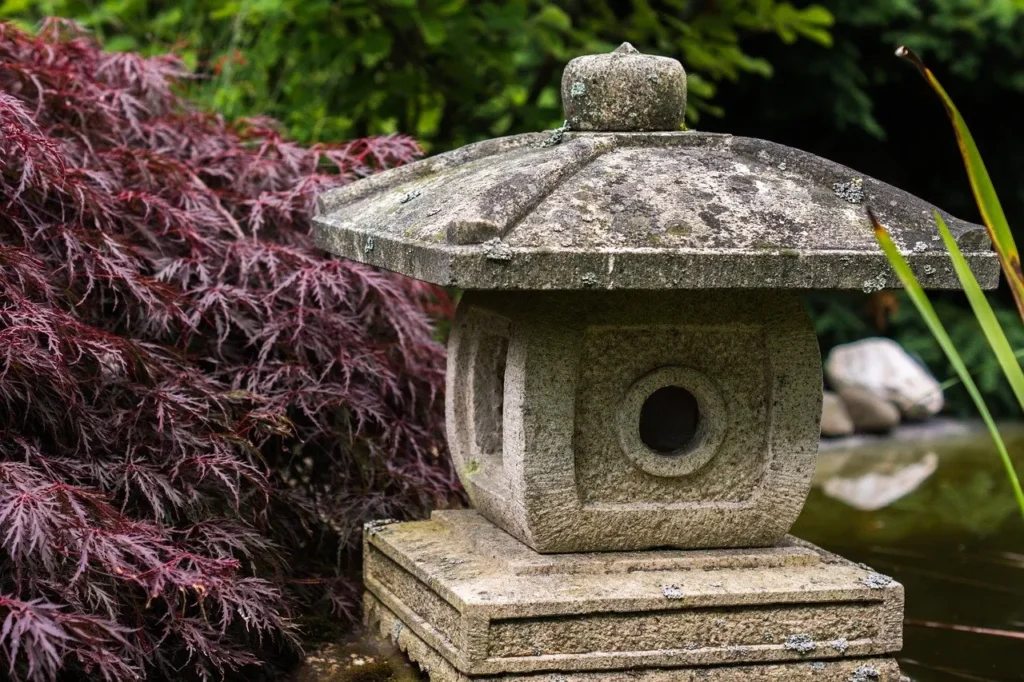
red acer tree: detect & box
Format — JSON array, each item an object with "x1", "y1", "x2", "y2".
[{"x1": 0, "y1": 19, "x2": 458, "y2": 681}]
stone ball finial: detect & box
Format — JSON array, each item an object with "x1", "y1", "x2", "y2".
[{"x1": 561, "y1": 42, "x2": 687, "y2": 132}]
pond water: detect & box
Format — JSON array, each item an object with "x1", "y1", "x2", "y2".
[
  {"x1": 297, "y1": 421, "x2": 1024, "y2": 682},
  {"x1": 795, "y1": 422, "x2": 1024, "y2": 682}
]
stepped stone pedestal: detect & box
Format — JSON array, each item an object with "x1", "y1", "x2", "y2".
[
  {"x1": 363, "y1": 511, "x2": 903, "y2": 681},
  {"x1": 314, "y1": 42, "x2": 997, "y2": 682}
]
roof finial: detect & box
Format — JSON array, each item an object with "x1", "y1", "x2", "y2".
[{"x1": 561, "y1": 45, "x2": 686, "y2": 132}]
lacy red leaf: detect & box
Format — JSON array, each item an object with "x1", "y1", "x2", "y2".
[{"x1": 0, "y1": 19, "x2": 457, "y2": 681}]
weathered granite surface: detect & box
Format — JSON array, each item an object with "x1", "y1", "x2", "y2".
[
  {"x1": 447, "y1": 289, "x2": 821, "y2": 553},
  {"x1": 364, "y1": 510, "x2": 903, "y2": 679},
  {"x1": 561, "y1": 42, "x2": 687, "y2": 132},
  {"x1": 314, "y1": 129, "x2": 998, "y2": 291},
  {"x1": 367, "y1": 598, "x2": 903, "y2": 682}
]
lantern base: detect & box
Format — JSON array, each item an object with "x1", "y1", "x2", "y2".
[
  {"x1": 366, "y1": 594, "x2": 901, "y2": 682},
  {"x1": 363, "y1": 510, "x2": 903, "y2": 681}
]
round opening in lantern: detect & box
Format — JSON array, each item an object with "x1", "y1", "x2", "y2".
[{"x1": 638, "y1": 386, "x2": 700, "y2": 455}]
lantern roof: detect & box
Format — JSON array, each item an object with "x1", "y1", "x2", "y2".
[{"x1": 313, "y1": 44, "x2": 997, "y2": 291}]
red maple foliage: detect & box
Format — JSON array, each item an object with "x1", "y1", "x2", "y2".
[{"x1": 0, "y1": 19, "x2": 458, "y2": 681}]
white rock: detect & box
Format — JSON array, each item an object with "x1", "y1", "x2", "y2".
[
  {"x1": 837, "y1": 386, "x2": 900, "y2": 434},
  {"x1": 825, "y1": 338, "x2": 943, "y2": 420}
]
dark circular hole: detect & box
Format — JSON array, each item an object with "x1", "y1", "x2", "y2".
[{"x1": 638, "y1": 385, "x2": 700, "y2": 455}]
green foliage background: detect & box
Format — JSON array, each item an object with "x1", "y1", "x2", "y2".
[
  {"x1": 5, "y1": 0, "x2": 1024, "y2": 417},
  {"x1": 0, "y1": 1, "x2": 833, "y2": 149}
]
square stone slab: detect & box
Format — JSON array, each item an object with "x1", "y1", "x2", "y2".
[
  {"x1": 363, "y1": 510, "x2": 903, "y2": 677},
  {"x1": 367, "y1": 595, "x2": 903, "y2": 682}
]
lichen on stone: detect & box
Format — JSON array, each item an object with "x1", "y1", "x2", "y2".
[
  {"x1": 849, "y1": 664, "x2": 881, "y2": 681},
  {"x1": 661, "y1": 584, "x2": 684, "y2": 599},
  {"x1": 364, "y1": 236, "x2": 375, "y2": 254},
  {"x1": 542, "y1": 120, "x2": 571, "y2": 147},
  {"x1": 570, "y1": 81, "x2": 586, "y2": 98},
  {"x1": 860, "y1": 572, "x2": 894, "y2": 589},
  {"x1": 830, "y1": 637, "x2": 849, "y2": 654},
  {"x1": 784, "y1": 633, "x2": 816, "y2": 655},
  {"x1": 861, "y1": 272, "x2": 887, "y2": 294},
  {"x1": 399, "y1": 189, "x2": 422, "y2": 203},
  {"x1": 365, "y1": 518, "x2": 399, "y2": 535},
  {"x1": 482, "y1": 238, "x2": 513, "y2": 262},
  {"x1": 581, "y1": 272, "x2": 599, "y2": 287},
  {"x1": 666, "y1": 222, "x2": 692, "y2": 237},
  {"x1": 832, "y1": 177, "x2": 864, "y2": 204}
]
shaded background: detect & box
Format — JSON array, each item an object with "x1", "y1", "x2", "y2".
[{"x1": 5, "y1": 0, "x2": 1024, "y2": 416}]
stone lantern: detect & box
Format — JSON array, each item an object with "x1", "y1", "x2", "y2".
[{"x1": 314, "y1": 44, "x2": 998, "y2": 682}]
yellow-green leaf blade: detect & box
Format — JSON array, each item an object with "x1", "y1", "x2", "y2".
[
  {"x1": 871, "y1": 209, "x2": 1024, "y2": 519},
  {"x1": 934, "y1": 211, "x2": 1024, "y2": 413},
  {"x1": 897, "y1": 46, "x2": 1024, "y2": 321}
]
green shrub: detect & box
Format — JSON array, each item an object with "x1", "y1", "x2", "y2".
[{"x1": 0, "y1": 0, "x2": 833, "y2": 149}]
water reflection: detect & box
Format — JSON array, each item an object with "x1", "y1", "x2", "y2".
[
  {"x1": 821, "y1": 451, "x2": 939, "y2": 511},
  {"x1": 795, "y1": 423, "x2": 1024, "y2": 681}
]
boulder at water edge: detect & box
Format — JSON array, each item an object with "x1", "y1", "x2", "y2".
[
  {"x1": 837, "y1": 386, "x2": 901, "y2": 434},
  {"x1": 825, "y1": 337, "x2": 943, "y2": 421},
  {"x1": 821, "y1": 390, "x2": 855, "y2": 437}
]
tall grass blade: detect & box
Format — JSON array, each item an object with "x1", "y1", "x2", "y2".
[
  {"x1": 870, "y1": 208, "x2": 1024, "y2": 520},
  {"x1": 897, "y1": 46, "x2": 1024, "y2": 321},
  {"x1": 934, "y1": 211, "x2": 1024, "y2": 413}
]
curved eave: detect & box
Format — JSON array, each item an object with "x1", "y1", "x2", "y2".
[
  {"x1": 313, "y1": 220, "x2": 1000, "y2": 290},
  {"x1": 313, "y1": 130, "x2": 1000, "y2": 291}
]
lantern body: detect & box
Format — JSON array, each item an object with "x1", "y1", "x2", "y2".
[
  {"x1": 312, "y1": 43, "x2": 997, "y2": 682},
  {"x1": 447, "y1": 289, "x2": 821, "y2": 553}
]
